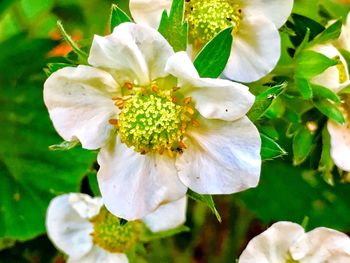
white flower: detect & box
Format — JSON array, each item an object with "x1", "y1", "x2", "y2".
[
  {"x1": 309, "y1": 20, "x2": 350, "y2": 172},
  {"x1": 129, "y1": 0, "x2": 293, "y2": 82},
  {"x1": 44, "y1": 22, "x2": 261, "y2": 220},
  {"x1": 46, "y1": 193, "x2": 187, "y2": 263},
  {"x1": 238, "y1": 221, "x2": 350, "y2": 263}
]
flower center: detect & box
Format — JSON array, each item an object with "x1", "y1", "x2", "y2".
[
  {"x1": 334, "y1": 56, "x2": 348, "y2": 84},
  {"x1": 109, "y1": 82, "x2": 196, "y2": 155},
  {"x1": 90, "y1": 206, "x2": 140, "y2": 253},
  {"x1": 185, "y1": 0, "x2": 242, "y2": 44}
]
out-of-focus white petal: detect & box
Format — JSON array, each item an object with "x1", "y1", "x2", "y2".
[
  {"x1": 67, "y1": 246, "x2": 128, "y2": 263},
  {"x1": 46, "y1": 194, "x2": 94, "y2": 260},
  {"x1": 68, "y1": 193, "x2": 103, "y2": 219},
  {"x1": 43, "y1": 65, "x2": 119, "y2": 150},
  {"x1": 166, "y1": 52, "x2": 255, "y2": 121},
  {"x1": 88, "y1": 23, "x2": 174, "y2": 86},
  {"x1": 239, "y1": 222, "x2": 305, "y2": 263},
  {"x1": 97, "y1": 137, "x2": 187, "y2": 220},
  {"x1": 238, "y1": 0, "x2": 293, "y2": 28},
  {"x1": 311, "y1": 44, "x2": 350, "y2": 93},
  {"x1": 143, "y1": 197, "x2": 187, "y2": 232},
  {"x1": 290, "y1": 227, "x2": 350, "y2": 262},
  {"x1": 129, "y1": 0, "x2": 172, "y2": 29},
  {"x1": 337, "y1": 13, "x2": 350, "y2": 50},
  {"x1": 327, "y1": 118, "x2": 350, "y2": 171},
  {"x1": 223, "y1": 15, "x2": 281, "y2": 83},
  {"x1": 176, "y1": 117, "x2": 261, "y2": 194}
]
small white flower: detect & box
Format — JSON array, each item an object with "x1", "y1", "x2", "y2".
[
  {"x1": 46, "y1": 193, "x2": 187, "y2": 263},
  {"x1": 44, "y1": 23, "x2": 261, "y2": 220},
  {"x1": 129, "y1": 0, "x2": 293, "y2": 82},
  {"x1": 238, "y1": 221, "x2": 350, "y2": 263}
]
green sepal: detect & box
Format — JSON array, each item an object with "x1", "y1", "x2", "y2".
[
  {"x1": 309, "y1": 19, "x2": 342, "y2": 46},
  {"x1": 57, "y1": 20, "x2": 88, "y2": 63},
  {"x1": 158, "y1": 0, "x2": 187, "y2": 52},
  {"x1": 110, "y1": 4, "x2": 132, "y2": 32},
  {"x1": 187, "y1": 190, "x2": 221, "y2": 222},
  {"x1": 295, "y1": 50, "x2": 338, "y2": 79},
  {"x1": 49, "y1": 140, "x2": 80, "y2": 151},
  {"x1": 319, "y1": 126, "x2": 335, "y2": 186},
  {"x1": 247, "y1": 83, "x2": 286, "y2": 122},
  {"x1": 261, "y1": 133, "x2": 287, "y2": 161},
  {"x1": 311, "y1": 83, "x2": 341, "y2": 103},
  {"x1": 193, "y1": 27, "x2": 233, "y2": 78},
  {"x1": 140, "y1": 225, "x2": 190, "y2": 242},
  {"x1": 314, "y1": 99, "x2": 345, "y2": 124},
  {"x1": 293, "y1": 126, "x2": 315, "y2": 165},
  {"x1": 295, "y1": 78, "x2": 313, "y2": 99}
]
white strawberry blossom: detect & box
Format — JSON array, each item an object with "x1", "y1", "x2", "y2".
[
  {"x1": 46, "y1": 193, "x2": 187, "y2": 263},
  {"x1": 129, "y1": 0, "x2": 294, "y2": 82},
  {"x1": 44, "y1": 22, "x2": 261, "y2": 221},
  {"x1": 239, "y1": 221, "x2": 350, "y2": 263}
]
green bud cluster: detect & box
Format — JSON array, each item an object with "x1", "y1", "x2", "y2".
[
  {"x1": 90, "y1": 207, "x2": 139, "y2": 253},
  {"x1": 186, "y1": 0, "x2": 242, "y2": 44}
]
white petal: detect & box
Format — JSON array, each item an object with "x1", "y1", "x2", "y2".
[
  {"x1": 43, "y1": 65, "x2": 119, "y2": 150},
  {"x1": 46, "y1": 194, "x2": 94, "y2": 260},
  {"x1": 97, "y1": 137, "x2": 187, "y2": 220},
  {"x1": 68, "y1": 246, "x2": 128, "y2": 263},
  {"x1": 142, "y1": 197, "x2": 187, "y2": 232},
  {"x1": 129, "y1": 0, "x2": 172, "y2": 29},
  {"x1": 239, "y1": 222, "x2": 305, "y2": 263},
  {"x1": 311, "y1": 44, "x2": 350, "y2": 93},
  {"x1": 166, "y1": 52, "x2": 255, "y2": 121},
  {"x1": 176, "y1": 117, "x2": 261, "y2": 194},
  {"x1": 165, "y1": 51, "x2": 200, "y2": 81},
  {"x1": 327, "y1": 118, "x2": 350, "y2": 171},
  {"x1": 68, "y1": 193, "x2": 103, "y2": 219},
  {"x1": 88, "y1": 23, "x2": 174, "y2": 86},
  {"x1": 223, "y1": 15, "x2": 281, "y2": 83},
  {"x1": 290, "y1": 227, "x2": 350, "y2": 262},
  {"x1": 238, "y1": 0, "x2": 293, "y2": 28}
]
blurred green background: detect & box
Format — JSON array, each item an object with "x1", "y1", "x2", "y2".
[{"x1": 1, "y1": 0, "x2": 350, "y2": 262}]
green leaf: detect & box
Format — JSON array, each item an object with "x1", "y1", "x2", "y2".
[
  {"x1": 261, "y1": 133, "x2": 287, "y2": 161},
  {"x1": 0, "y1": 83, "x2": 95, "y2": 240},
  {"x1": 110, "y1": 4, "x2": 131, "y2": 32},
  {"x1": 296, "y1": 50, "x2": 338, "y2": 79},
  {"x1": 187, "y1": 190, "x2": 221, "y2": 222},
  {"x1": 293, "y1": 126, "x2": 315, "y2": 165},
  {"x1": 311, "y1": 83, "x2": 341, "y2": 103},
  {"x1": 57, "y1": 20, "x2": 88, "y2": 62},
  {"x1": 295, "y1": 28, "x2": 310, "y2": 56},
  {"x1": 295, "y1": 78, "x2": 313, "y2": 99},
  {"x1": 193, "y1": 27, "x2": 233, "y2": 78},
  {"x1": 158, "y1": 0, "x2": 187, "y2": 52},
  {"x1": 44, "y1": 63, "x2": 73, "y2": 77},
  {"x1": 310, "y1": 20, "x2": 342, "y2": 45},
  {"x1": 247, "y1": 83, "x2": 286, "y2": 122},
  {"x1": 238, "y1": 161, "x2": 350, "y2": 230},
  {"x1": 314, "y1": 99, "x2": 345, "y2": 124},
  {"x1": 87, "y1": 170, "x2": 101, "y2": 197},
  {"x1": 49, "y1": 140, "x2": 80, "y2": 151},
  {"x1": 140, "y1": 225, "x2": 190, "y2": 242}
]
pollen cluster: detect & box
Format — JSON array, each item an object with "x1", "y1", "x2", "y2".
[
  {"x1": 186, "y1": 0, "x2": 242, "y2": 44},
  {"x1": 110, "y1": 83, "x2": 195, "y2": 155},
  {"x1": 90, "y1": 206, "x2": 139, "y2": 253}
]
